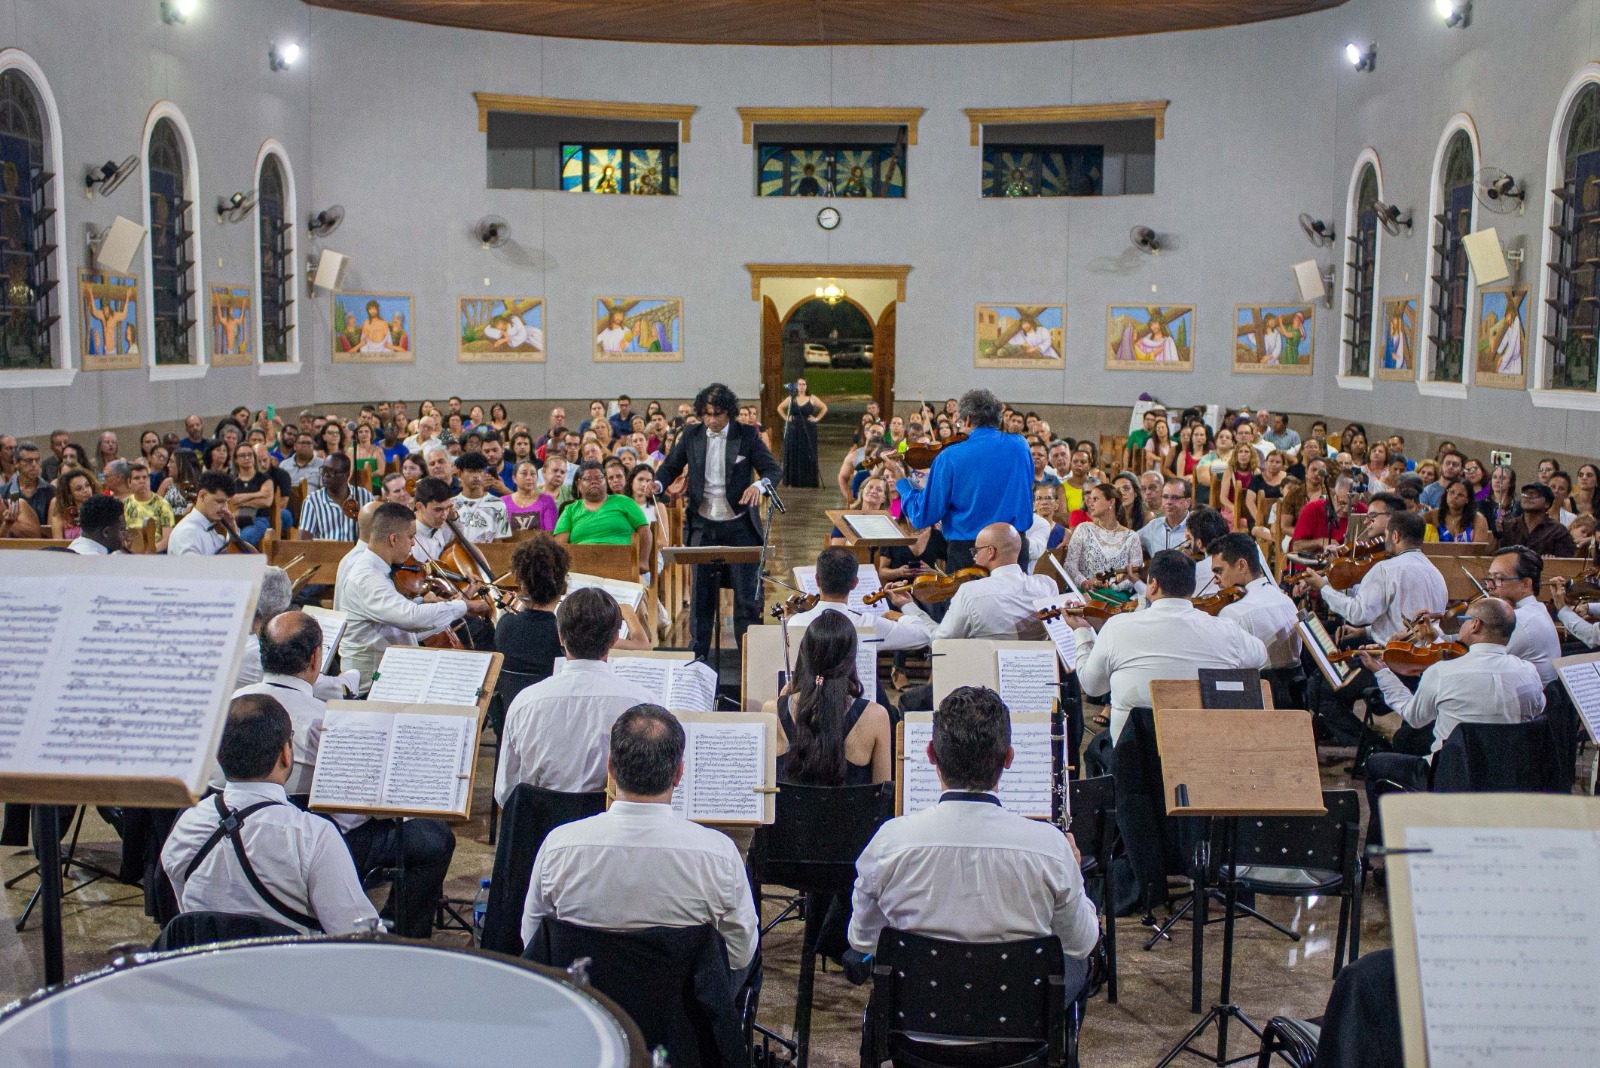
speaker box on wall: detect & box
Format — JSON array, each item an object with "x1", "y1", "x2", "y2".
[
  {"x1": 96, "y1": 215, "x2": 146, "y2": 274},
  {"x1": 1462, "y1": 228, "x2": 1510, "y2": 286},
  {"x1": 312, "y1": 249, "x2": 349, "y2": 291},
  {"x1": 1291, "y1": 259, "x2": 1325, "y2": 302}
]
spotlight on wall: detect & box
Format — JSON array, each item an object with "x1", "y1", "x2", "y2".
[
  {"x1": 1345, "y1": 41, "x2": 1377, "y2": 72},
  {"x1": 1435, "y1": 0, "x2": 1471, "y2": 29},
  {"x1": 268, "y1": 41, "x2": 301, "y2": 72},
  {"x1": 160, "y1": 0, "x2": 197, "y2": 25},
  {"x1": 1129, "y1": 225, "x2": 1162, "y2": 254}
]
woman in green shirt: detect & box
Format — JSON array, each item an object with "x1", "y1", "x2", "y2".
[{"x1": 553, "y1": 461, "x2": 652, "y2": 563}]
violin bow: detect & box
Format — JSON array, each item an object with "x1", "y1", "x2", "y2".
[{"x1": 1459, "y1": 565, "x2": 1489, "y2": 598}]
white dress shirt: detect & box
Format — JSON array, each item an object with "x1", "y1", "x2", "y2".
[
  {"x1": 234, "y1": 639, "x2": 359, "y2": 703},
  {"x1": 848, "y1": 796, "x2": 1098, "y2": 959},
  {"x1": 1371, "y1": 643, "x2": 1545, "y2": 756},
  {"x1": 786, "y1": 600, "x2": 932, "y2": 652},
  {"x1": 1317, "y1": 549, "x2": 1447, "y2": 643},
  {"x1": 1073, "y1": 598, "x2": 1268, "y2": 741},
  {"x1": 333, "y1": 541, "x2": 468, "y2": 685},
  {"x1": 411, "y1": 520, "x2": 454, "y2": 564},
  {"x1": 161, "y1": 781, "x2": 378, "y2": 935},
  {"x1": 521, "y1": 801, "x2": 759, "y2": 967},
  {"x1": 1507, "y1": 594, "x2": 1561, "y2": 686},
  {"x1": 1137, "y1": 515, "x2": 1189, "y2": 558},
  {"x1": 1557, "y1": 605, "x2": 1600, "y2": 649},
  {"x1": 167, "y1": 509, "x2": 227, "y2": 556},
  {"x1": 1219, "y1": 577, "x2": 1302, "y2": 669},
  {"x1": 494, "y1": 658, "x2": 656, "y2": 802},
  {"x1": 900, "y1": 563, "x2": 1058, "y2": 642},
  {"x1": 700, "y1": 425, "x2": 735, "y2": 522},
  {"x1": 67, "y1": 536, "x2": 109, "y2": 555},
  {"x1": 231, "y1": 675, "x2": 326, "y2": 795}
]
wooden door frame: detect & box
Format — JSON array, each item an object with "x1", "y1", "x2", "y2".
[{"x1": 746, "y1": 263, "x2": 911, "y2": 429}]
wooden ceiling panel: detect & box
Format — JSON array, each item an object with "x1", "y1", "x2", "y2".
[{"x1": 303, "y1": 1, "x2": 1348, "y2": 46}]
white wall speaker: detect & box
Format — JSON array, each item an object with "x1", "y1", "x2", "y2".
[
  {"x1": 312, "y1": 249, "x2": 349, "y2": 291},
  {"x1": 95, "y1": 215, "x2": 146, "y2": 274},
  {"x1": 1291, "y1": 259, "x2": 1326, "y2": 302},
  {"x1": 1462, "y1": 227, "x2": 1510, "y2": 286}
]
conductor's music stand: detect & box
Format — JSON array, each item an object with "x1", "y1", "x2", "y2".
[
  {"x1": 1152, "y1": 707, "x2": 1324, "y2": 1067},
  {"x1": 660, "y1": 544, "x2": 768, "y2": 681}
]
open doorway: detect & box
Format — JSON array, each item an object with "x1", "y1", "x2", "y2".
[{"x1": 783, "y1": 296, "x2": 875, "y2": 403}]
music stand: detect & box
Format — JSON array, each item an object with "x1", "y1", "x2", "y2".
[
  {"x1": 1152, "y1": 707, "x2": 1324, "y2": 1067},
  {"x1": 660, "y1": 544, "x2": 768, "y2": 678}
]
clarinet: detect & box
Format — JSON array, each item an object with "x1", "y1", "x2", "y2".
[{"x1": 1050, "y1": 699, "x2": 1070, "y2": 835}]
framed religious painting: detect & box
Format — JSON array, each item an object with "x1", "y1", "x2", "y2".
[
  {"x1": 332, "y1": 292, "x2": 414, "y2": 363},
  {"x1": 593, "y1": 297, "x2": 683, "y2": 362},
  {"x1": 974, "y1": 304, "x2": 1065, "y2": 369},
  {"x1": 1377, "y1": 296, "x2": 1419, "y2": 382},
  {"x1": 1106, "y1": 305, "x2": 1194, "y2": 371},
  {"x1": 79, "y1": 268, "x2": 141, "y2": 371},
  {"x1": 1474, "y1": 285, "x2": 1528, "y2": 390},
  {"x1": 458, "y1": 297, "x2": 544, "y2": 362},
  {"x1": 1233, "y1": 304, "x2": 1313, "y2": 375},
  {"x1": 208, "y1": 284, "x2": 253, "y2": 367}
]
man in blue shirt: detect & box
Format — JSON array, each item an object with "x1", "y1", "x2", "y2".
[{"x1": 896, "y1": 389, "x2": 1035, "y2": 571}]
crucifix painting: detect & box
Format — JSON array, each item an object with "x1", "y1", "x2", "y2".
[
  {"x1": 1106, "y1": 304, "x2": 1194, "y2": 372},
  {"x1": 1233, "y1": 304, "x2": 1314, "y2": 376}
]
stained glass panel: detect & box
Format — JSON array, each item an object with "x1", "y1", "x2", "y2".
[
  {"x1": 755, "y1": 142, "x2": 904, "y2": 198},
  {"x1": 0, "y1": 69, "x2": 53, "y2": 370},
  {"x1": 559, "y1": 143, "x2": 678, "y2": 195}
]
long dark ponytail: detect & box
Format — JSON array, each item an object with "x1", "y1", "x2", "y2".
[{"x1": 786, "y1": 609, "x2": 864, "y2": 786}]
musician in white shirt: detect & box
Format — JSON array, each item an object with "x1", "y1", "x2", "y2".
[
  {"x1": 1073, "y1": 549, "x2": 1269, "y2": 744},
  {"x1": 1482, "y1": 547, "x2": 1561, "y2": 687},
  {"x1": 1361, "y1": 598, "x2": 1544, "y2": 845},
  {"x1": 496, "y1": 588, "x2": 656, "y2": 801},
  {"x1": 67, "y1": 495, "x2": 126, "y2": 554},
  {"x1": 161, "y1": 694, "x2": 378, "y2": 935},
  {"x1": 167, "y1": 471, "x2": 236, "y2": 556},
  {"x1": 522, "y1": 705, "x2": 759, "y2": 981},
  {"x1": 846, "y1": 686, "x2": 1098, "y2": 1001},
  {"x1": 333, "y1": 502, "x2": 485, "y2": 689},
  {"x1": 788, "y1": 547, "x2": 931, "y2": 653},
  {"x1": 1549, "y1": 578, "x2": 1600, "y2": 648},
  {"x1": 1211, "y1": 532, "x2": 1303, "y2": 707},
  {"x1": 409, "y1": 477, "x2": 458, "y2": 564}
]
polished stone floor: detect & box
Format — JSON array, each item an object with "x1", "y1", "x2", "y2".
[{"x1": 0, "y1": 418, "x2": 1393, "y2": 1065}]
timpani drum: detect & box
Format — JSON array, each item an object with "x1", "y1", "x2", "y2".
[{"x1": 0, "y1": 934, "x2": 648, "y2": 1067}]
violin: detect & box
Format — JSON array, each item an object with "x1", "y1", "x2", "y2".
[
  {"x1": 211, "y1": 512, "x2": 259, "y2": 554},
  {"x1": 389, "y1": 561, "x2": 468, "y2": 648},
  {"x1": 1037, "y1": 599, "x2": 1136, "y2": 628},
  {"x1": 340, "y1": 494, "x2": 362, "y2": 521},
  {"x1": 771, "y1": 592, "x2": 819, "y2": 620},
  {"x1": 862, "y1": 565, "x2": 987, "y2": 605},
  {"x1": 1327, "y1": 637, "x2": 1467, "y2": 675},
  {"x1": 1324, "y1": 551, "x2": 1389, "y2": 590},
  {"x1": 1190, "y1": 585, "x2": 1245, "y2": 616},
  {"x1": 902, "y1": 432, "x2": 969, "y2": 472}
]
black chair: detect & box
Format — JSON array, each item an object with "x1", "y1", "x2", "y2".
[
  {"x1": 1254, "y1": 949, "x2": 1401, "y2": 1068},
  {"x1": 1220, "y1": 790, "x2": 1363, "y2": 979},
  {"x1": 152, "y1": 911, "x2": 299, "y2": 951},
  {"x1": 484, "y1": 668, "x2": 547, "y2": 844},
  {"x1": 1253, "y1": 1016, "x2": 1321, "y2": 1068},
  {"x1": 525, "y1": 916, "x2": 756, "y2": 1068},
  {"x1": 1068, "y1": 775, "x2": 1118, "y2": 1003},
  {"x1": 747, "y1": 781, "x2": 894, "y2": 1068},
  {"x1": 1432, "y1": 717, "x2": 1567, "y2": 793},
  {"x1": 863, "y1": 928, "x2": 1080, "y2": 1068},
  {"x1": 1109, "y1": 708, "x2": 1192, "y2": 917},
  {"x1": 479, "y1": 784, "x2": 606, "y2": 955}
]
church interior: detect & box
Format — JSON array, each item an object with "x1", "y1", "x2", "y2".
[{"x1": 2, "y1": 1, "x2": 1600, "y2": 1066}]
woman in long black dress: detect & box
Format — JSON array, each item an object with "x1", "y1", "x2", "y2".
[{"x1": 778, "y1": 377, "x2": 827, "y2": 487}]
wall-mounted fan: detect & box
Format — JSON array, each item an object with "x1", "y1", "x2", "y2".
[
  {"x1": 308, "y1": 205, "x2": 345, "y2": 238},
  {"x1": 1373, "y1": 200, "x2": 1412, "y2": 236},
  {"x1": 84, "y1": 156, "x2": 137, "y2": 198},
  {"x1": 1298, "y1": 213, "x2": 1336, "y2": 247},
  {"x1": 1474, "y1": 168, "x2": 1525, "y2": 214},
  {"x1": 216, "y1": 190, "x2": 258, "y2": 224},
  {"x1": 1129, "y1": 225, "x2": 1162, "y2": 254},
  {"x1": 475, "y1": 215, "x2": 511, "y2": 249}
]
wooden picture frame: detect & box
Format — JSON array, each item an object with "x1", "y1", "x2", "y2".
[
  {"x1": 458, "y1": 296, "x2": 545, "y2": 362},
  {"x1": 209, "y1": 283, "x2": 254, "y2": 367},
  {"x1": 78, "y1": 268, "x2": 141, "y2": 372},
  {"x1": 332, "y1": 291, "x2": 414, "y2": 363},
  {"x1": 594, "y1": 296, "x2": 683, "y2": 362},
  {"x1": 1106, "y1": 304, "x2": 1194, "y2": 371},
  {"x1": 1473, "y1": 284, "x2": 1529, "y2": 390},
  {"x1": 1377, "y1": 295, "x2": 1419, "y2": 382},
  {"x1": 1232, "y1": 303, "x2": 1314, "y2": 376},
  {"x1": 975, "y1": 303, "x2": 1065, "y2": 369}
]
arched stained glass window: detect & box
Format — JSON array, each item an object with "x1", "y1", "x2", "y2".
[
  {"x1": 1345, "y1": 163, "x2": 1380, "y2": 377},
  {"x1": 1548, "y1": 84, "x2": 1600, "y2": 391},
  {"x1": 0, "y1": 69, "x2": 57, "y2": 369},
  {"x1": 257, "y1": 154, "x2": 292, "y2": 363},
  {"x1": 148, "y1": 117, "x2": 194, "y2": 365},
  {"x1": 1429, "y1": 131, "x2": 1475, "y2": 383}
]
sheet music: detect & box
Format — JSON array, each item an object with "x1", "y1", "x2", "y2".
[
  {"x1": 1557, "y1": 661, "x2": 1600, "y2": 743},
  {"x1": 607, "y1": 657, "x2": 673, "y2": 702},
  {"x1": 1033, "y1": 593, "x2": 1086, "y2": 672},
  {"x1": 900, "y1": 716, "x2": 942, "y2": 814},
  {"x1": 842, "y1": 513, "x2": 904, "y2": 541},
  {"x1": 667, "y1": 660, "x2": 718, "y2": 713},
  {"x1": 17, "y1": 574, "x2": 253, "y2": 781},
  {"x1": 309, "y1": 708, "x2": 391, "y2": 808},
  {"x1": 1402, "y1": 824, "x2": 1600, "y2": 1066},
  {"x1": 996, "y1": 648, "x2": 1058, "y2": 712},
  {"x1": 303, "y1": 606, "x2": 347, "y2": 674},
  {"x1": 670, "y1": 720, "x2": 766, "y2": 822},
  {"x1": 383, "y1": 714, "x2": 470, "y2": 812},
  {"x1": 901, "y1": 715, "x2": 1054, "y2": 817},
  {"x1": 567, "y1": 571, "x2": 645, "y2": 613},
  {"x1": 792, "y1": 564, "x2": 887, "y2": 615},
  {"x1": 368, "y1": 647, "x2": 491, "y2": 706},
  {"x1": 0, "y1": 578, "x2": 68, "y2": 763},
  {"x1": 1297, "y1": 615, "x2": 1358, "y2": 690}
]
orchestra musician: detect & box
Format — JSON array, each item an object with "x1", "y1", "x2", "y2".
[
  {"x1": 1208, "y1": 532, "x2": 1303, "y2": 709},
  {"x1": 67, "y1": 496, "x2": 127, "y2": 555},
  {"x1": 787, "y1": 546, "x2": 932, "y2": 653},
  {"x1": 895, "y1": 389, "x2": 1035, "y2": 572},
  {"x1": 333, "y1": 501, "x2": 489, "y2": 691},
  {"x1": 167, "y1": 471, "x2": 238, "y2": 556},
  {"x1": 653, "y1": 383, "x2": 782, "y2": 661}
]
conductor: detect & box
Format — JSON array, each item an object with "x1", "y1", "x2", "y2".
[{"x1": 656, "y1": 382, "x2": 783, "y2": 660}]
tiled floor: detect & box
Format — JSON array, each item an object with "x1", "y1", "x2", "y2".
[{"x1": 0, "y1": 417, "x2": 1392, "y2": 1065}]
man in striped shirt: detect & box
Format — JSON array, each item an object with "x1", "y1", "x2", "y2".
[{"x1": 298, "y1": 453, "x2": 372, "y2": 541}]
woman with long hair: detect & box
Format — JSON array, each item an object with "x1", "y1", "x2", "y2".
[
  {"x1": 1145, "y1": 415, "x2": 1178, "y2": 478},
  {"x1": 1432, "y1": 477, "x2": 1491, "y2": 544},
  {"x1": 1247, "y1": 449, "x2": 1290, "y2": 532},
  {"x1": 1217, "y1": 442, "x2": 1260, "y2": 531},
  {"x1": 48, "y1": 468, "x2": 98, "y2": 539},
  {"x1": 352, "y1": 423, "x2": 384, "y2": 492},
  {"x1": 488, "y1": 402, "x2": 511, "y2": 435},
  {"x1": 138, "y1": 430, "x2": 160, "y2": 461},
  {"x1": 1361, "y1": 441, "x2": 1392, "y2": 494},
  {"x1": 1063, "y1": 482, "x2": 1142, "y2": 591},
  {"x1": 504, "y1": 460, "x2": 556, "y2": 533},
  {"x1": 231, "y1": 444, "x2": 276, "y2": 546},
  {"x1": 763, "y1": 610, "x2": 891, "y2": 786},
  {"x1": 1196, "y1": 426, "x2": 1234, "y2": 508},
  {"x1": 1485, "y1": 464, "x2": 1519, "y2": 538},
  {"x1": 1111, "y1": 473, "x2": 1146, "y2": 532},
  {"x1": 1572, "y1": 463, "x2": 1600, "y2": 517}
]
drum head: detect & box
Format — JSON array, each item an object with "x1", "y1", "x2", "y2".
[{"x1": 0, "y1": 939, "x2": 640, "y2": 1067}]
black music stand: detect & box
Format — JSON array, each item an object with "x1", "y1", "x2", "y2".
[
  {"x1": 660, "y1": 544, "x2": 768, "y2": 682},
  {"x1": 1152, "y1": 707, "x2": 1324, "y2": 1067}
]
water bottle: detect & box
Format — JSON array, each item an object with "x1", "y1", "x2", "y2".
[{"x1": 472, "y1": 878, "x2": 491, "y2": 945}]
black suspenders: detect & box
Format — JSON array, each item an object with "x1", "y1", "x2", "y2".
[{"x1": 183, "y1": 793, "x2": 323, "y2": 932}]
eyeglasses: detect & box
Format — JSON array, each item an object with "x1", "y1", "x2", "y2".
[
  {"x1": 974, "y1": 543, "x2": 998, "y2": 556},
  {"x1": 1482, "y1": 574, "x2": 1515, "y2": 585}
]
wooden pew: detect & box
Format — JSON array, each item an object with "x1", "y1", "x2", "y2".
[
  {"x1": 268, "y1": 538, "x2": 355, "y2": 594},
  {"x1": 0, "y1": 538, "x2": 72, "y2": 550}
]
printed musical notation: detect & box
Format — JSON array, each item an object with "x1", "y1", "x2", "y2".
[
  {"x1": 1556, "y1": 660, "x2": 1600, "y2": 745},
  {"x1": 1404, "y1": 824, "x2": 1600, "y2": 1066},
  {"x1": 995, "y1": 648, "x2": 1059, "y2": 713},
  {"x1": 311, "y1": 702, "x2": 474, "y2": 817},
  {"x1": 368, "y1": 647, "x2": 491, "y2": 707},
  {"x1": 667, "y1": 715, "x2": 773, "y2": 824},
  {"x1": 793, "y1": 564, "x2": 886, "y2": 615},
  {"x1": 901, "y1": 714, "x2": 1054, "y2": 818}
]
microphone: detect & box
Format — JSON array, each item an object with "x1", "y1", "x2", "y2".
[{"x1": 759, "y1": 477, "x2": 787, "y2": 514}]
